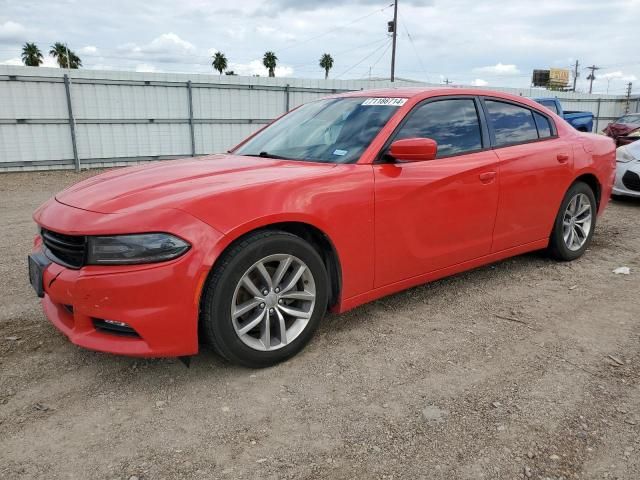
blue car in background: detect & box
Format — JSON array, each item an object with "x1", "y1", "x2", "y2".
[{"x1": 534, "y1": 97, "x2": 594, "y2": 132}]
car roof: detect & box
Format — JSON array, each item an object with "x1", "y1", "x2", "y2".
[{"x1": 334, "y1": 87, "x2": 544, "y2": 109}]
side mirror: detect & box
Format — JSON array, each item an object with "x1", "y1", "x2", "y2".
[{"x1": 388, "y1": 138, "x2": 437, "y2": 162}]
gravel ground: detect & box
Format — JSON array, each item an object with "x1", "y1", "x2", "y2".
[{"x1": 0, "y1": 169, "x2": 639, "y2": 480}]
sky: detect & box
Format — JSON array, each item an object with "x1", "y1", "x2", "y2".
[{"x1": 0, "y1": 0, "x2": 638, "y2": 94}]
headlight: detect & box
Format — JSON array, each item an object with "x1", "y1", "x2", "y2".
[
  {"x1": 87, "y1": 233, "x2": 190, "y2": 265},
  {"x1": 616, "y1": 147, "x2": 635, "y2": 163},
  {"x1": 627, "y1": 128, "x2": 640, "y2": 138}
]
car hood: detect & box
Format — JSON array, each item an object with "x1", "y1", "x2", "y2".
[
  {"x1": 604, "y1": 123, "x2": 639, "y2": 138},
  {"x1": 55, "y1": 154, "x2": 337, "y2": 214}
]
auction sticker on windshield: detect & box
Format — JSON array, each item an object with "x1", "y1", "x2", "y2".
[{"x1": 361, "y1": 97, "x2": 407, "y2": 106}]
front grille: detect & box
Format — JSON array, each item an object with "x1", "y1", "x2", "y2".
[
  {"x1": 622, "y1": 170, "x2": 640, "y2": 192},
  {"x1": 92, "y1": 319, "x2": 140, "y2": 338},
  {"x1": 41, "y1": 228, "x2": 86, "y2": 269}
]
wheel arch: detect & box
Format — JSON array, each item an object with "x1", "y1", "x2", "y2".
[
  {"x1": 202, "y1": 220, "x2": 343, "y2": 311},
  {"x1": 573, "y1": 172, "x2": 602, "y2": 209}
]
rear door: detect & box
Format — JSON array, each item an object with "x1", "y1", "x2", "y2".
[
  {"x1": 373, "y1": 96, "x2": 500, "y2": 287},
  {"x1": 482, "y1": 98, "x2": 574, "y2": 252}
]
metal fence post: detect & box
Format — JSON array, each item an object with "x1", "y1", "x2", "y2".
[
  {"x1": 63, "y1": 74, "x2": 80, "y2": 171},
  {"x1": 594, "y1": 98, "x2": 601, "y2": 133},
  {"x1": 187, "y1": 80, "x2": 196, "y2": 156},
  {"x1": 285, "y1": 84, "x2": 290, "y2": 112}
]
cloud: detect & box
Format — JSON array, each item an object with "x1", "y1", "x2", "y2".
[
  {"x1": 256, "y1": 25, "x2": 295, "y2": 42},
  {"x1": 2, "y1": 55, "x2": 61, "y2": 68},
  {"x1": 259, "y1": 0, "x2": 432, "y2": 13},
  {"x1": 0, "y1": 21, "x2": 27, "y2": 42},
  {"x1": 473, "y1": 63, "x2": 521, "y2": 75},
  {"x1": 230, "y1": 59, "x2": 294, "y2": 77},
  {"x1": 0, "y1": 57, "x2": 22, "y2": 66},
  {"x1": 79, "y1": 45, "x2": 98, "y2": 55},
  {"x1": 135, "y1": 63, "x2": 158, "y2": 73},
  {"x1": 117, "y1": 33, "x2": 197, "y2": 63},
  {"x1": 471, "y1": 78, "x2": 488, "y2": 86},
  {"x1": 1, "y1": 0, "x2": 639, "y2": 90},
  {"x1": 601, "y1": 71, "x2": 637, "y2": 82}
]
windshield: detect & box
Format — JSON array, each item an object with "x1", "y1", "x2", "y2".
[
  {"x1": 234, "y1": 97, "x2": 405, "y2": 163},
  {"x1": 617, "y1": 114, "x2": 640, "y2": 125}
]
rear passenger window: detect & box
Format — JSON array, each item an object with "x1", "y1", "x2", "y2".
[
  {"x1": 533, "y1": 112, "x2": 552, "y2": 138},
  {"x1": 485, "y1": 100, "x2": 538, "y2": 146},
  {"x1": 539, "y1": 100, "x2": 559, "y2": 115},
  {"x1": 394, "y1": 99, "x2": 482, "y2": 157}
]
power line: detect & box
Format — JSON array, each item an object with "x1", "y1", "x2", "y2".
[
  {"x1": 369, "y1": 40, "x2": 393, "y2": 73},
  {"x1": 279, "y1": 3, "x2": 393, "y2": 52},
  {"x1": 336, "y1": 40, "x2": 392, "y2": 79},
  {"x1": 400, "y1": 15, "x2": 429, "y2": 82}
]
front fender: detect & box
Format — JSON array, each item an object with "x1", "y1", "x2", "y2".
[{"x1": 188, "y1": 164, "x2": 376, "y2": 303}]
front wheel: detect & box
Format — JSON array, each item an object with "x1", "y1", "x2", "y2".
[
  {"x1": 200, "y1": 231, "x2": 328, "y2": 368},
  {"x1": 548, "y1": 182, "x2": 597, "y2": 261}
]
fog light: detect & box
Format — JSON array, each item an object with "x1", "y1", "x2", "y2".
[
  {"x1": 92, "y1": 318, "x2": 140, "y2": 337},
  {"x1": 104, "y1": 319, "x2": 128, "y2": 327}
]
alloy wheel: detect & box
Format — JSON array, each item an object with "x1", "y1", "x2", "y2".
[
  {"x1": 562, "y1": 193, "x2": 593, "y2": 251},
  {"x1": 231, "y1": 254, "x2": 316, "y2": 351}
]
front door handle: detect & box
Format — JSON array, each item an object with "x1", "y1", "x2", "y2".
[
  {"x1": 479, "y1": 171, "x2": 497, "y2": 184},
  {"x1": 557, "y1": 153, "x2": 570, "y2": 163}
]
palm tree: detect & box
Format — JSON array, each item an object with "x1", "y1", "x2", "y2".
[
  {"x1": 49, "y1": 42, "x2": 82, "y2": 69},
  {"x1": 263, "y1": 51, "x2": 277, "y2": 77},
  {"x1": 21, "y1": 43, "x2": 43, "y2": 67},
  {"x1": 319, "y1": 53, "x2": 334, "y2": 79},
  {"x1": 212, "y1": 52, "x2": 227, "y2": 75}
]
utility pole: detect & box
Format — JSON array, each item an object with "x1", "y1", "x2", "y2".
[
  {"x1": 625, "y1": 82, "x2": 633, "y2": 113},
  {"x1": 586, "y1": 65, "x2": 600, "y2": 94},
  {"x1": 389, "y1": 0, "x2": 398, "y2": 82},
  {"x1": 572, "y1": 60, "x2": 579, "y2": 92}
]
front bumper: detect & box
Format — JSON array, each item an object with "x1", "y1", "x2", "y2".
[
  {"x1": 33, "y1": 200, "x2": 223, "y2": 357},
  {"x1": 613, "y1": 161, "x2": 640, "y2": 198}
]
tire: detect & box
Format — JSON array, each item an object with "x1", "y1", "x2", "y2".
[
  {"x1": 548, "y1": 181, "x2": 597, "y2": 261},
  {"x1": 200, "y1": 230, "x2": 328, "y2": 368}
]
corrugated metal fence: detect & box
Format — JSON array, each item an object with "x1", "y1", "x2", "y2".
[{"x1": 1, "y1": 65, "x2": 638, "y2": 172}]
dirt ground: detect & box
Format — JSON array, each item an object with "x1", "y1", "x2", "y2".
[{"x1": 0, "y1": 169, "x2": 638, "y2": 480}]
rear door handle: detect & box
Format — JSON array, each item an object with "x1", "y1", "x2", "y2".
[
  {"x1": 557, "y1": 153, "x2": 570, "y2": 163},
  {"x1": 479, "y1": 171, "x2": 496, "y2": 184}
]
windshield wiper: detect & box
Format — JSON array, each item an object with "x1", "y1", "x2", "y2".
[{"x1": 245, "y1": 151, "x2": 293, "y2": 160}]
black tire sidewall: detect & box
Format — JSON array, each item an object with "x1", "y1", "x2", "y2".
[
  {"x1": 550, "y1": 182, "x2": 597, "y2": 261},
  {"x1": 202, "y1": 232, "x2": 328, "y2": 368}
]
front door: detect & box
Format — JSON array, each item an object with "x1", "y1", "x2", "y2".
[{"x1": 373, "y1": 97, "x2": 500, "y2": 287}]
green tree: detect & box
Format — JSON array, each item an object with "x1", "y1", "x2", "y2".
[
  {"x1": 319, "y1": 53, "x2": 334, "y2": 79},
  {"x1": 21, "y1": 43, "x2": 44, "y2": 67},
  {"x1": 49, "y1": 42, "x2": 82, "y2": 69},
  {"x1": 212, "y1": 51, "x2": 228, "y2": 75},
  {"x1": 262, "y1": 51, "x2": 277, "y2": 77}
]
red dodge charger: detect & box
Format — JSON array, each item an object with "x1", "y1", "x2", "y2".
[{"x1": 29, "y1": 88, "x2": 615, "y2": 367}]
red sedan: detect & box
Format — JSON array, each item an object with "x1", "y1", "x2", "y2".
[{"x1": 30, "y1": 88, "x2": 615, "y2": 367}]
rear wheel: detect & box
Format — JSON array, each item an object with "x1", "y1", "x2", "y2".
[
  {"x1": 200, "y1": 230, "x2": 328, "y2": 368},
  {"x1": 548, "y1": 182, "x2": 596, "y2": 261}
]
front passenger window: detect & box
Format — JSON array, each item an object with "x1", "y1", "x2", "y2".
[{"x1": 394, "y1": 99, "x2": 483, "y2": 157}]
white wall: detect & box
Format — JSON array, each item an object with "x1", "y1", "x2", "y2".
[{"x1": 1, "y1": 65, "x2": 637, "y2": 171}]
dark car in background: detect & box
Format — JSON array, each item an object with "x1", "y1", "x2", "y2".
[{"x1": 604, "y1": 113, "x2": 640, "y2": 146}]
